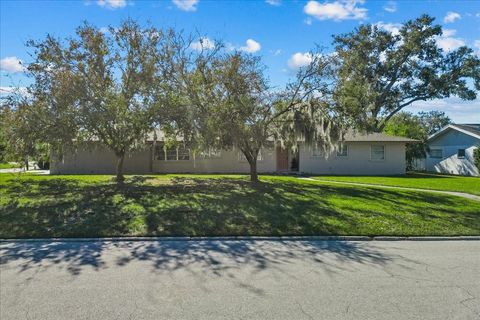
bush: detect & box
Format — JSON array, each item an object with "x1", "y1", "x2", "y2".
[{"x1": 474, "y1": 147, "x2": 480, "y2": 171}]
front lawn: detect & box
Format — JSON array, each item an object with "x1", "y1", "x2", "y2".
[
  {"x1": 1, "y1": 173, "x2": 479, "y2": 238},
  {"x1": 312, "y1": 173, "x2": 480, "y2": 195},
  {"x1": 0, "y1": 163, "x2": 21, "y2": 169}
]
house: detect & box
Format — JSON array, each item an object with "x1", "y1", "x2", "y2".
[
  {"x1": 425, "y1": 124, "x2": 480, "y2": 176},
  {"x1": 50, "y1": 131, "x2": 417, "y2": 176}
]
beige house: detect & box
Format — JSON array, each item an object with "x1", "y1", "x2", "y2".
[{"x1": 51, "y1": 131, "x2": 416, "y2": 176}]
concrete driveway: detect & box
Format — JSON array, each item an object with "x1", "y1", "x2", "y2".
[{"x1": 1, "y1": 240, "x2": 479, "y2": 320}]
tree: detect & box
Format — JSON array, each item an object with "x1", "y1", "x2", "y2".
[
  {"x1": 0, "y1": 103, "x2": 39, "y2": 170},
  {"x1": 27, "y1": 20, "x2": 165, "y2": 182},
  {"x1": 383, "y1": 112, "x2": 426, "y2": 170},
  {"x1": 474, "y1": 147, "x2": 480, "y2": 172},
  {"x1": 333, "y1": 14, "x2": 480, "y2": 132},
  {"x1": 171, "y1": 44, "x2": 342, "y2": 182},
  {"x1": 418, "y1": 111, "x2": 451, "y2": 136}
]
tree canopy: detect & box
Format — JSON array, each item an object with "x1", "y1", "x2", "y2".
[{"x1": 333, "y1": 14, "x2": 479, "y2": 132}]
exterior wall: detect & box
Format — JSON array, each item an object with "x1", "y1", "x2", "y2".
[
  {"x1": 299, "y1": 142, "x2": 407, "y2": 175},
  {"x1": 51, "y1": 144, "x2": 277, "y2": 174},
  {"x1": 51, "y1": 141, "x2": 409, "y2": 176},
  {"x1": 50, "y1": 144, "x2": 151, "y2": 174},
  {"x1": 426, "y1": 130, "x2": 479, "y2": 176},
  {"x1": 152, "y1": 147, "x2": 276, "y2": 173}
]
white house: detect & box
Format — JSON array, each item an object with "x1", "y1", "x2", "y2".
[
  {"x1": 425, "y1": 124, "x2": 479, "y2": 176},
  {"x1": 50, "y1": 131, "x2": 416, "y2": 176}
]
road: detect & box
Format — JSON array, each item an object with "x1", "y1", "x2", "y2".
[{"x1": 1, "y1": 240, "x2": 479, "y2": 319}]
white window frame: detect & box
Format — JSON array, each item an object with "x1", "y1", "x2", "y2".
[
  {"x1": 311, "y1": 146, "x2": 323, "y2": 158},
  {"x1": 370, "y1": 145, "x2": 385, "y2": 161},
  {"x1": 155, "y1": 144, "x2": 190, "y2": 161},
  {"x1": 238, "y1": 150, "x2": 264, "y2": 162},
  {"x1": 336, "y1": 144, "x2": 348, "y2": 158},
  {"x1": 199, "y1": 148, "x2": 222, "y2": 159},
  {"x1": 428, "y1": 148, "x2": 443, "y2": 159}
]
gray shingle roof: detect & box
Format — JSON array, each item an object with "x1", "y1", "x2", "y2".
[
  {"x1": 343, "y1": 131, "x2": 418, "y2": 142},
  {"x1": 453, "y1": 124, "x2": 480, "y2": 137}
]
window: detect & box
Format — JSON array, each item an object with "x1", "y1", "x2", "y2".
[
  {"x1": 154, "y1": 144, "x2": 190, "y2": 161},
  {"x1": 239, "y1": 150, "x2": 263, "y2": 161},
  {"x1": 429, "y1": 149, "x2": 443, "y2": 159},
  {"x1": 371, "y1": 145, "x2": 385, "y2": 161},
  {"x1": 178, "y1": 146, "x2": 190, "y2": 160},
  {"x1": 311, "y1": 146, "x2": 323, "y2": 158},
  {"x1": 154, "y1": 144, "x2": 165, "y2": 160},
  {"x1": 457, "y1": 149, "x2": 466, "y2": 159},
  {"x1": 336, "y1": 144, "x2": 348, "y2": 157},
  {"x1": 199, "y1": 148, "x2": 222, "y2": 159}
]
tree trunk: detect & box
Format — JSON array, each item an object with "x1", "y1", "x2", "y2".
[
  {"x1": 248, "y1": 158, "x2": 258, "y2": 183},
  {"x1": 25, "y1": 156, "x2": 29, "y2": 171},
  {"x1": 116, "y1": 153, "x2": 125, "y2": 183}
]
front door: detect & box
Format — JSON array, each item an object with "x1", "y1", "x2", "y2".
[{"x1": 276, "y1": 146, "x2": 289, "y2": 172}]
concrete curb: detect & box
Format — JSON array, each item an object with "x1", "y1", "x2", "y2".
[{"x1": 1, "y1": 236, "x2": 479, "y2": 242}]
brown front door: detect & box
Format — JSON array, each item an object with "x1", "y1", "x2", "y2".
[{"x1": 276, "y1": 146, "x2": 289, "y2": 172}]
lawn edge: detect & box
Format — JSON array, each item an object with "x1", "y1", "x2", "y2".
[{"x1": 1, "y1": 236, "x2": 479, "y2": 242}]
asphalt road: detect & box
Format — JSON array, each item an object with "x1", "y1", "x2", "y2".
[{"x1": 1, "y1": 240, "x2": 479, "y2": 320}]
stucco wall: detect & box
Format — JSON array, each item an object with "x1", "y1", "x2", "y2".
[
  {"x1": 51, "y1": 141, "x2": 408, "y2": 175},
  {"x1": 152, "y1": 147, "x2": 276, "y2": 173},
  {"x1": 50, "y1": 144, "x2": 151, "y2": 174},
  {"x1": 426, "y1": 130, "x2": 479, "y2": 176},
  {"x1": 51, "y1": 144, "x2": 277, "y2": 174},
  {"x1": 299, "y1": 142, "x2": 407, "y2": 175}
]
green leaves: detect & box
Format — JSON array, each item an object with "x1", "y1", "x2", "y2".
[{"x1": 333, "y1": 14, "x2": 480, "y2": 132}]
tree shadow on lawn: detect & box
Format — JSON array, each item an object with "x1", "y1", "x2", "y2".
[{"x1": 0, "y1": 176, "x2": 479, "y2": 239}]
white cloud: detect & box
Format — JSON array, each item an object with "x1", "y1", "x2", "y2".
[
  {"x1": 444, "y1": 11, "x2": 461, "y2": 23},
  {"x1": 288, "y1": 52, "x2": 313, "y2": 70},
  {"x1": 271, "y1": 49, "x2": 282, "y2": 56},
  {"x1": 190, "y1": 37, "x2": 215, "y2": 51},
  {"x1": 304, "y1": 17, "x2": 313, "y2": 25},
  {"x1": 265, "y1": 0, "x2": 281, "y2": 6},
  {"x1": 383, "y1": 1, "x2": 396, "y2": 13},
  {"x1": 0, "y1": 86, "x2": 28, "y2": 96},
  {"x1": 374, "y1": 21, "x2": 401, "y2": 35},
  {"x1": 474, "y1": 40, "x2": 480, "y2": 56},
  {"x1": 406, "y1": 97, "x2": 480, "y2": 124},
  {"x1": 239, "y1": 39, "x2": 261, "y2": 53},
  {"x1": 0, "y1": 56, "x2": 24, "y2": 73},
  {"x1": 172, "y1": 0, "x2": 198, "y2": 12},
  {"x1": 96, "y1": 0, "x2": 127, "y2": 9},
  {"x1": 437, "y1": 36, "x2": 465, "y2": 52},
  {"x1": 442, "y1": 29, "x2": 457, "y2": 37},
  {"x1": 304, "y1": 0, "x2": 367, "y2": 21}
]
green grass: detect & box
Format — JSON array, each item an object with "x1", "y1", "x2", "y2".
[
  {"x1": 0, "y1": 163, "x2": 21, "y2": 169},
  {"x1": 1, "y1": 173, "x2": 479, "y2": 238},
  {"x1": 312, "y1": 173, "x2": 480, "y2": 195}
]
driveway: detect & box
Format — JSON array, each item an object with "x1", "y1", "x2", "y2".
[{"x1": 1, "y1": 240, "x2": 479, "y2": 319}]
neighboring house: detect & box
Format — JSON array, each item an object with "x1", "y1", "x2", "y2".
[
  {"x1": 50, "y1": 131, "x2": 416, "y2": 175},
  {"x1": 425, "y1": 124, "x2": 480, "y2": 176}
]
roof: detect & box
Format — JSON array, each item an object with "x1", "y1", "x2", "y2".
[
  {"x1": 146, "y1": 129, "x2": 417, "y2": 143},
  {"x1": 428, "y1": 124, "x2": 480, "y2": 142},
  {"x1": 343, "y1": 131, "x2": 419, "y2": 142}
]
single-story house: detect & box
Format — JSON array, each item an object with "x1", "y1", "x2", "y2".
[
  {"x1": 425, "y1": 124, "x2": 480, "y2": 176},
  {"x1": 51, "y1": 131, "x2": 416, "y2": 175}
]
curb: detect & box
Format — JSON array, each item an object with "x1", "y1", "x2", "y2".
[{"x1": 1, "y1": 236, "x2": 479, "y2": 242}]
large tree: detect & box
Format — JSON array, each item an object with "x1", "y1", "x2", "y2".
[
  {"x1": 418, "y1": 110, "x2": 451, "y2": 136},
  {"x1": 174, "y1": 47, "x2": 343, "y2": 182},
  {"x1": 27, "y1": 20, "x2": 166, "y2": 181},
  {"x1": 333, "y1": 14, "x2": 480, "y2": 132}
]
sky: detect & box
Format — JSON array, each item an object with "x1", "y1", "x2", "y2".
[{"x1": 1, "y1": 0, "x2": 479, "y2": 123}]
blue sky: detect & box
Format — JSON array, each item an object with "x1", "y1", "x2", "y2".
[{"x1": 1, "y1": 0, "x2": 479, "y2": 122}]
